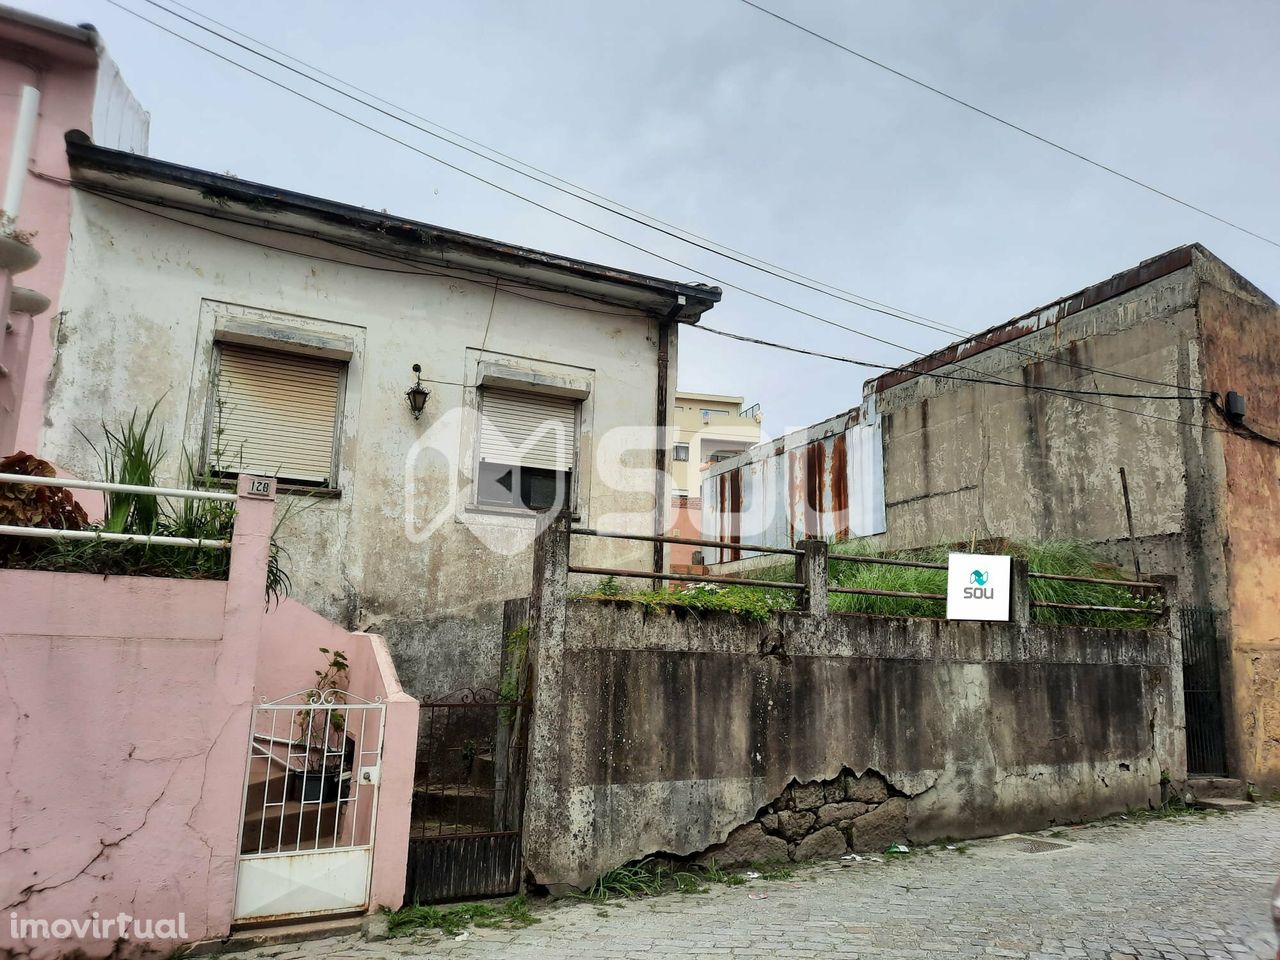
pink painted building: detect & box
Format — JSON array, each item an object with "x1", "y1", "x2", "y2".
[{"x1": 0, "y1": 6, "x2": 147, "y2": 456}]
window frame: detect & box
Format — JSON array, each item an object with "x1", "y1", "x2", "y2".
[
  {"x1": 672, "y1": 442, "x2": 690, "y2": 462},
  {"x1": 205, "y1": 340, "x2": 348, "y2": 491},
  {"x1": 470, "y1": 385, "x2": 582, "y2": 515}
]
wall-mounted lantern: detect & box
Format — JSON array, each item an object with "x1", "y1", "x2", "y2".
[{"x1": 405, "y1": 363, "x2": 430, "y2": 420}]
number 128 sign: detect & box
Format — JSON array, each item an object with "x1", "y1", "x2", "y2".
[{"x1": 946, "y1": 553, "x2": 1012, "y2": 622}]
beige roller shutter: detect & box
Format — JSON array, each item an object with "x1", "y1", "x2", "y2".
[
  {"x1": 213, "y1": 344, "x2": 342, "y2": 484},
  {"x1": 478, "y1": 388, "x2": 577, "y2": 472}
]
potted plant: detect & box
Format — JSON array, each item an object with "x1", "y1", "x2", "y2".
[{"x1": 290, "y1": 647, "x2": 356, "y2": 803}]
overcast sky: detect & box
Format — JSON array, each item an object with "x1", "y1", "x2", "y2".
[{"x1": 25, "y1": 0, "x2": 1280, "y2": 438}]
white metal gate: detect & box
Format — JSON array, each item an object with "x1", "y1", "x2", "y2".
[{"x1": 233, "y1": 689, "x2": 385, "y2": 923}]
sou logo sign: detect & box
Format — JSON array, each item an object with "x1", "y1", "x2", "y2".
[{"x1": 946, "y1": 553, "x2": 1012, "y2": 621}]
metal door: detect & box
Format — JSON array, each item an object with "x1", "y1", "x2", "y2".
[
  {"x1": 404, "y1": 688, "x2": 530, "y2": 903},
  {"x1": 1178, "y1": 606, "x2": 1228, "y2": 777},
  {"x1": 234, "y1": 689, "x2": 386, "y2": 923}
]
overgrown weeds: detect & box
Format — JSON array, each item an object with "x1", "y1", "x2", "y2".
[
  {"x1": 385, "y1": 895, "x2": 540, "y2": 938},
  {"x1": 574, "y1": 857, "x2": 771, "y2": 902},
  {"x1": 574, "y1": 582, "x2": 794, "y2": 623},
  {"x1": 576, "y1": 537, "x2": 1158, "y2": 628}
]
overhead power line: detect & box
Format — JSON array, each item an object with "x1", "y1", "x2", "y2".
[
  {"x1": 99, "y1": 1, "x2": 1215, "y2": 426},
  {"x1": 71, "y1": 173, "x2": 1218, "y2": 436},
  {"x1": 114, "y1": 0, "x2": 1208, "y2": 397},
  {"x1": 735, "y1": 0, "x2": 1280, "y2": 251}
]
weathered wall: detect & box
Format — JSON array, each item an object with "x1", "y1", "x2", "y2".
[
  {"x1": 523, "y1": 527, "x2": 1183, "y2": 891},
  {"x1": 0, "y1": 17, "x2": 148, "y2": 456},
  {"x1": 43, "y1": 192, "x2": 664, "y2": 700},
  {"x1": 873, "y1": 256, "x2": 1226, "y2": 609},
  {"x1": 1197, "y1": 257, "x2": 1280, "y2": 789},
  {"x1": 0, "y1": 478, "x2": 419, "y2": 955}
]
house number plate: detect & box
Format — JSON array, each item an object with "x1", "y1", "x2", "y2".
[{"x1": 244, "y1": 477, "x2": 275, "y2": 498}]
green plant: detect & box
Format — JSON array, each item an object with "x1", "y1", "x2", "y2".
[
  {"x1": 385, "y1": 895, "x2": 539, "y2": 938},
  {"x1": 77, "y1": 401, "x2": 166, "y2": 534},
  {"x1": 577, "y1": 860, "x2": 668, "y2": 901},
  {"x1": 597, "y1": 575, "x2": 621, "y2": 596},
  {"x1": 575, "y1": 582, "x2": 793, "y2": 622},
  {"x1": 0, "y1": 404, "x2": 304, "y2": 605},
  {"x1": 296, "y1": 646, "x2": 349, "y2": 772}
]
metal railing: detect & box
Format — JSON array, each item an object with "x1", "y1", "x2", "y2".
[
  {"x1": 1027, "y1": 569, "x2": 1165, "y2": 617},
  {"x1": 567, "y1": 526, "x2": 1167, "y2": 622},
  {"x1": 569, "y1": 527, "x2": 806, "y2": 592},
  {"x1": 0, "y1": 472, "x2": 236, "y2": 550},
  {"x1": 826, "y1": 552, "x2": 948, "y2": 602}
]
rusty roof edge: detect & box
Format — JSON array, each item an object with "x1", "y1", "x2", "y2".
[
  {"x1": 868, "y1": 243, "x2": 1199, "y2": 395},
  {"x1": 703, "y1": 403, "x2": 867, "y2": 480},
  {"x1": 65, "y1": 133, "x2": 722, "y2": 317}
]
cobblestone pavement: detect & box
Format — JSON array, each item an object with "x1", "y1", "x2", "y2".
[{"x1": 238, "y1": 805, "x2": 1279, "y2": 960}]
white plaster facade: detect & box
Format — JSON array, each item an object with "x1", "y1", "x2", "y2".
[{"x1": 41, "y1": 149, "x2": 717, "y2": 698}]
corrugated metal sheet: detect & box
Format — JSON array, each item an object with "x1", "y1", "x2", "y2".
[
  {"x1": 479, "y1": 389, "x2": 577, "y2": 471},
  {"x1": 215, "y1": 344, "x2": 342, "y2": 484},
  {"x1": 700, "y1": 405, "x2": 885, "y2": 563}
]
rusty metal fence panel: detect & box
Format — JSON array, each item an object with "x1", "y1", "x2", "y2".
[
  {"x1": 1179, "y1": 606, "x2": 1228, "y2": 777},
  {"x1": 701, "y1": 407, "x2": 884, "y2": 563},
  {"x1": 405, "y1": 687, "x2": 530, "y2": 904}
]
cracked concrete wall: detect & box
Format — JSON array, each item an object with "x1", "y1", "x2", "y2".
[
  {"x1": 0, "y1": 478, "x2": 417, "y2": 956},
  {"x1": 0, "y1": 570, "x2": 248, "y2": 959},
  {"x1": 523, "y1": 600, "x2": 1180, "y2": 891}
]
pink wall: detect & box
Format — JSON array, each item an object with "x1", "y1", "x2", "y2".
[
  {"x1": 256, "y1": 602, "x2": 418, "y2": 912},
  {"x1": 0, "y1": 476, "x2": 416, "y2": 957},
  {"x1": 0, "y1": 19, "x2": 99, "y2": 455}
]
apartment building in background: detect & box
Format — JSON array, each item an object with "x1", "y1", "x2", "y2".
[{"x1": 667, "y1": 391, "x2": 762, "y2": 572}]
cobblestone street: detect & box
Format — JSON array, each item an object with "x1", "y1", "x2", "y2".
[{"x1": 240, "y1": 806, "x2": 1279, "y2": 960}]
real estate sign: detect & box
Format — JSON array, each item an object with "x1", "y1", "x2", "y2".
[{"x1": 946, "y1": 553, "x2": 1012, "y2": 622}]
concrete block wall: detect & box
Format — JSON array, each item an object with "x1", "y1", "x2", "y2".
[{"x1": 522, "y1": 519, "x2": 1184, "y2": 891}]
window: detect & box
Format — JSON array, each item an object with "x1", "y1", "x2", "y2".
[
  {"x1": 672, "y1": 443, "x2": 690, "y2": 462},
  {"x1": 210, "y1": 343, "x2": 344, "y2": 486},
  {"x1": 475, "y1": 388, "x2": 578, "y2": 512},
  {"x1": 707, "y1": 451, "x2": 734, "y2": 464}
]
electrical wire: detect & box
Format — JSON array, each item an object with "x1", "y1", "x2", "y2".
[
  {"x1": 61, "y1": 168, "x2": 1216, "y2": 433},
  {"x1": 735, "y1": 0, "x2": 1280, "y2": 252},
  {"x1": 115, "y1": 0, "x2": 1211, "y2": 398}
]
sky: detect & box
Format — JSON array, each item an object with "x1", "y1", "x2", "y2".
[{"x1": 24, "y1": 0, "x2": 1280, "y2": 439}]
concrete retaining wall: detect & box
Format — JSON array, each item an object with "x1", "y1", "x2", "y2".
[{"x1": 522, "y1": 521, "x2": 1184, "y2": 891}]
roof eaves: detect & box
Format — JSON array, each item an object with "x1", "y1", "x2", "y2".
[{"x1": 65, "y1": 133, "x2": 722, "y2": 320}]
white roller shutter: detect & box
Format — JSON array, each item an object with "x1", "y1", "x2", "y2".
[
  {"x1": 478, "y1": 388, "x2": 577, "y2": 472},
  {"x1": 213, "y1": 344, "x2": 342, "y2": 484}
]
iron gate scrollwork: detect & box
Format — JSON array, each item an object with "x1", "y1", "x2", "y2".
[
  {"x1": 404, "y1": 686, "x2": 531, "y2": 903},
  {"x1": 1179, "y1": 606, "x2": 1228, "y2": 777}
]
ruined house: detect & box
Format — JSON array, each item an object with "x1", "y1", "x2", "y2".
[{"x1": 703, "y1": 244, "x2": 1280, "y2": 792}]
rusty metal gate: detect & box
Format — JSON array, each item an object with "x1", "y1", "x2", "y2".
[
  {"x1": 1179, "y1": 606, "x2": 1228, "y2": 777},
  {"x1": 404, "y1": 687, "x2": 530, "y2": 903}
]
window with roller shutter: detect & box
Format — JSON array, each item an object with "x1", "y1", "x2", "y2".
[
  {"x1": 475, "y1": 387, "x2": 578, "y2": 512},
  {"x1": 209, "y1": 343, "x2": 344, "y2": 486}
]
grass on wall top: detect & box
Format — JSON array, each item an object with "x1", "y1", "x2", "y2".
[{"x1": 576, "y1": 539, "x2": 1160, "y2": 629}]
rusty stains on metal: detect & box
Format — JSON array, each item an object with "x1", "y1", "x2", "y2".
[
  {"x1": 805, "y1": 440, "x2": 826, "y2": 540},
  {"x1": 728, "y1": 469, "x2": 743, "y2": 563},
  {"x1": 831, "y1": 432, "x2": 850, "y2": 542}
]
